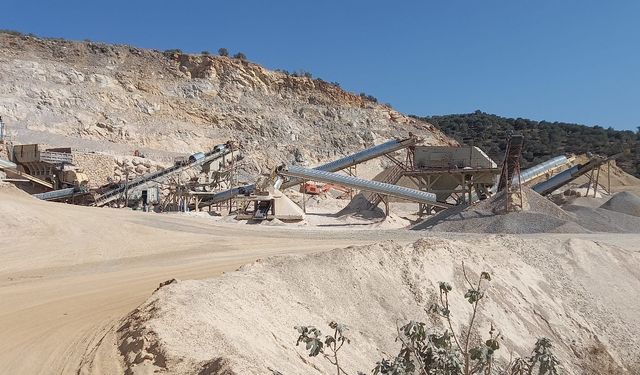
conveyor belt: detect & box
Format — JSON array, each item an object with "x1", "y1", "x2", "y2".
[
  {"x1": 277, "y1": 165, "x2": 450, "y2": 208},
  {"x1": 33, "y1": 187, "x2": 86, "y2": 201},
  {"x1": 532, "y1": 153, "x2": 622, "y2": 196},
  {"x1": 198, "y1": 136, "x2": 418, "y2": 208},
  {"x1": 93, "y1": 146, "x2": 232, "y2": 207}
]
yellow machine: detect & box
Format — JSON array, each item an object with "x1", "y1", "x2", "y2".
[{"x1": 60, "y1": 168, "x2": 89, "y2": 188}]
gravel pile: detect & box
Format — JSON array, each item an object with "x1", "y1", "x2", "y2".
[
  {"x1": 564, "y1": 205, "x2": 640, "y2": 233},
  {"x1": 336, "y1": 193, "x2": 386, "y2": 218},
  {"x1": 600, "y1": 192, "x2": 640, "y2": 217},
  {"x1": 418, "y1": 210, "x2": 587, "y2": 234},
  {"x1": 413, "y1": 187, "x2": 586, "y2": 233}
]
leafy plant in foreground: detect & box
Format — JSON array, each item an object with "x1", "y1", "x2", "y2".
[
  {"x1": 294, "y1": 263, "x2": 561, "y2": 375},
  {"x1": 295, "y1": 321, "x2": 352, "y2": 374}
]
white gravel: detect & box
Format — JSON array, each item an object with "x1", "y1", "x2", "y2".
[{"x1": 600, "y1": 191, "x2": 640, "y2": 217}]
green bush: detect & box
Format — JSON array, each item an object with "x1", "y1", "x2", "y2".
[
  {"x1": 420, "y1": 111, "x2": 639, "y2": 178},
  {"x1": 359, "y1": 92, "x2": 378, "y2": 103},
  {"x1": 218, "y1": 47, "x2": 229, "y2": 57},
  {"x1": 0, "y1": 29, "x2": 24, "y2": 36},
  {"x1": 163, "y1": 49, "x2": 182, "y2": 55},
  {"x1": 233, "y1": 52, "x2": 247, "y2": 60}
]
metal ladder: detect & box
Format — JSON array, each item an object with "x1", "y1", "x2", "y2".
[
  {"x1": 364, "y1": 164, "x2": 406, "y2": 209},
  {"x1": 497, "y1": 135, "x2": 524, "y2": 192}
]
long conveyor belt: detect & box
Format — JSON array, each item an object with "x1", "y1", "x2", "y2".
[
  {"x1": 277, "y1": 165, "x2": 451, "y2": 208},
  {"x1": 197, "y1": 136, "x2": 419, "y2": 208},
  {"x1": 93, "y1": 146, "x2": 232, "y2": 207},
  {"x1": 532, "y1": 152, "x2": 623, "y2": 196}
]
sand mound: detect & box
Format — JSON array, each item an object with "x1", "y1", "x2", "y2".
[
  {"x1": 116, "y1": 237, "x2": 640, "y2": 374},
  {"x1": 600, "y1": 191, "x2": 640, "y2": 217},
  {"x1": 336, "y1": 193, "x2": 385, "y2": 218},
  {"x1": 413, "y1": 187, "x2": 586, "y2": 233},
  {"x1": 564, "y1": 205, "x2": 640, "y2": 233},
  {"x1": 424, "y1": 211, "x2": 586, "y2": 234},
  {"x1": 0, "y1": 183, "x2": 223, "y2": 273}
]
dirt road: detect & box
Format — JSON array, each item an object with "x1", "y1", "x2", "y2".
[
  {"x1": 0, "y1": 187, "x2": 425, "y2": 374},
  {"x1": 1, "y1": 186, "x2": 637, "y2": 374}
]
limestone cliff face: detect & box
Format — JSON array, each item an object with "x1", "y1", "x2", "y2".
[{"x1": 0, "y1": 33, "x2": 454, "y2": 177}]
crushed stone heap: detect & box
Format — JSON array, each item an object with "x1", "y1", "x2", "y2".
[
  {"x1": 599, "y1": 191, "x2": 640, "y2": 217},
  {"x1": 413, "y1": 187, "x2": 586, "y2": 233}
]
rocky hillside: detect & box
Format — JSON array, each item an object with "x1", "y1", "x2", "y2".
[{"x1": 0, "y1": 33, "x2": 453, "y2": 180}]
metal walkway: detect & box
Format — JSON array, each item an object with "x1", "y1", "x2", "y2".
[
  {"x1": 277, "y1": 165, "x2": 450, "y2": 208},
  {"x1": 198, "y1": 136, "x2": 419, "y2": 208},
  {"x1": 93, "y1": 146, "x2": 232, "y2": 207}
]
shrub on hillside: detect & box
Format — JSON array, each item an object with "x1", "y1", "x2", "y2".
[
  {"x1": 233, "y1": 52, "x2": 247, "y2": 60},
  {"x1": 0, "y1": 29, "x2": 24, "y2": 36},
  {"x1": 163, "y1": 48, "x2": 182, "y2": 56}
]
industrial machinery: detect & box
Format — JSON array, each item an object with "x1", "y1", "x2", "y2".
[
  {"x1": 0, "y1": 116, "x2": 5, "y2": 143},
  {"x1": 277, "y1": 164, "x2": 450, "y2": 216},
  {"x1": 532, "y1": 152, "x2": 624, "y2": 196},
  {"x1": 235, "y1": 188, "x2": 306, "y2": 221},
  {"x1": 93, "y1": 143, "x2": 234, "y2": 207},
  {"x1": 198, "y1": 136, "x2": 420, "y2": 209},
  {"x1": 60, "y1": 167, "x2": 89, "y2": 188},
  {"x1": 404, "y1": 145, "x2": 500, "y2": 210},
  {"x1": 8, "y1": 144, "x2": 87, "y2": 191}
]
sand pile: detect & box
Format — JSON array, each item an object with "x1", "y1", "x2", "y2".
[
  {"x1": 0, "y1": 183, "x2": 222, "y2": 273},
  {"x1": 336, "y1": 192, "x2": 385, "y2": 218},
  {"x1": 563, "y1": 204, "x2": 640, "y2": 233},
  {"x1": 414, "y1": 187, "x2": 586, "y2": 233},
  {"x1": 116, "y1": 236, "x2": 640, "y2": 374},
  {"x1": 600, "y1": 191, "x2": 640, "y2": 217}
]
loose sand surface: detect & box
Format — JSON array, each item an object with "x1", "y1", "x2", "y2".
[
  {"x1": 0, "y1": 185, "x2": 427, "y2": 374},
  {"x1": 119, "y1": 236, "x2": 640, "y2": 375},
  {"x1": 1, "y1": 184, "x2": 640, "y2": 374}
]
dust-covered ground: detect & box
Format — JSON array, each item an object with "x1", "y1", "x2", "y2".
[
  {"x1": 0, "y1": 184, "x2": 430, "y2": 375},
  {"x1": 109, "y1": 186, "x2": 640, "y2": 375},
  {"x1": 117, "y1": 235, "x2": 640, "y2": 375},
  {"x1": 2, "y1": 180, "x2": 640, "y2": 375}
]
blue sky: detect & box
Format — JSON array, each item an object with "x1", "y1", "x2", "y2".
[{"x1": 1, "y1": 1, "x2": 639, "y2": 131}]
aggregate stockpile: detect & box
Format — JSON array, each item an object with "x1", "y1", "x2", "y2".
[
  {"x1": 414, "y1": 187, "x2": 640, "y2": 234},
  {"x1": 0, "y1": 33, "x2": 453, "y2": 178},
  {"x1": 116, "y1": 237, "x2": 640, "y2": 374}
]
